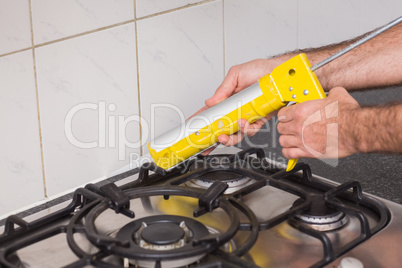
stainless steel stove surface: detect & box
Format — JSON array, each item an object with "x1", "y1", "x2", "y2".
[{"x1": 1, "y1": 148, "x2": 401, "y2": 268}]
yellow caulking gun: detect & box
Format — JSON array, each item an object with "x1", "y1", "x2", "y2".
[{"x1": 148, "y1": 16, "x2": 402, "y2": 172}]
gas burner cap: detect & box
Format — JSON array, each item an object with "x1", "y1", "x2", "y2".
[
  {"x1": 289, "y1": 194, "x2": 349, "y2": 232},
  {"x1": 140, "y1": 222, "x2": 185, "y2": 246},
  {"x1": 115, "y1": 215, "x2": 210, "y2": 267}
]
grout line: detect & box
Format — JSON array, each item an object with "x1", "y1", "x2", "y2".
[
  {"x1": 0, "y1": 20, "x2": 134, "y2": 59},
  {"x1": 0, "y1": 0, "x2": 216, "y2": 60},
  {"x1": 0, "y1": 0, "x2": 220, "y2": 162},
  {"x1": 0, "y1": 47, "x2": 32, "y2": 58},
  {"x1": 34, "y1": 19, "x2": 135, "y2": 49},
  {"x1": 136, "y1": 0, "x2": 215, "y2": 21},
  {"x1": 222, "y1": 0, "x2": 226, "y2": 76},
  {"x1": 133, "y1": 0, "x2": 143, "y2": 156},
  {"x1": 28, "y1": 0, "x2": 47, "y2": 198}
]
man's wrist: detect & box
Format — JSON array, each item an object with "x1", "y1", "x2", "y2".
[
  {"x1": 347, "y1": 103, "x2": 402, "y2": 154},
  {"x1": 339, "y1": 105, "x2": 361, "y2": 155},
  {"x1": 350, "y1": 107, "x2": 372, "y2": 153}
]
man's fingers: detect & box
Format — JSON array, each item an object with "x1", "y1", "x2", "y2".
[
  {"x1": 277, "y1": 105, "x2": 295, "y2": 123},
  {"x1": 328, "y1": 86, "x2": 348, "y2": 97},
  {"x1": 188, "y1": 105, "x2": 209, "y2": 119},
  {"x1": 205, "y1": 69, "x2": 238, "y2": 107},
  {"x1": 213, "y1": 117, "x2": 267, "y2": 148},
  {"x1": 238, "y1": 118, "x2": 266, "y2": 136},
  {"x1": 201, "y1": 144, "x2": 218, "y2": 156},
  {"x1": 277, "y1": 122, "x2": 296, "y2": 135},
  {"x1": 218, "y1": 131, "x2": 244, "y2": 147},
  {"x1": 205, "y1": 87, "x2": 232, "y2": 107},
  {"x1": 279, "y1": 134, "x2": 301, "y2": 148},
  {"x1": 217, "y1": 134, "x2": 230, "y2": 145},
  {"x1": 282, "y1": 147, "x2": 311, "y2": 159}
]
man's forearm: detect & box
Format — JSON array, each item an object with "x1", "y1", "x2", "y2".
[
  {"x1": 344, "y1": 102, "x2": 402, "y2": 154},
  {"x1": 275, "y1": 22, "x2": 402, "y2": 91},
  {"x1": 206, "y1": 19, "x2": 402, "y2": 155}
]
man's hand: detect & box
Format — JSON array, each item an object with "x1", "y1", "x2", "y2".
[
  {"x1": 202, "y1": 59, "x2": 282, "y2": 149},
  {"x1": 277, "y1": 87, "x2": 360, "y2": 159}
]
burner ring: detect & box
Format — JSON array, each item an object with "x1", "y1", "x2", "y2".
[
  {"x1": 290, "y1": 211, "x2": 349, "y2": 232},
  {"x1": 289, "y1": 194, "x2": 349, "y2": 232},
  {"x1": 84, "y1": 185, "x2": 241, "y2": 261},
  {"x1": 116, "y1": 215, "x2": 209, "y2": 252},
  {"x1": 184, "y1": 156, "x2": 253, "y2": 193},
  {"x1": 295, "y1": 211, "x2": 345, "y2": 225}
]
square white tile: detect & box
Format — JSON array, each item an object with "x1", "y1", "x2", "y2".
[
  {"x1": 224, "y1": 0, "x2": 298, "y2": 70},
  {"x1": 136, "y1": 0, "x2": 205, "y2": 18},
  {"x1": 358, "y1": 0, "x2": 402, "y2": 33},
  {"x1": 35, "y1": 23, "x2": 140, "y2": 196},
  {"x1": 0, "y1": 50, "x2": 44, "y2": 216},
  {"x1": 137, "y1": 1, "x2": 224, "y2": 153},
  {"x1": 298, "y1": 0, "x2": 361, "y2": 48},
  {"x1": 31, "y1": 0, "x2": 134, "y2": 44},
  {"x1": 0, "y1": 0, "x2": 31, "y2": 55}
]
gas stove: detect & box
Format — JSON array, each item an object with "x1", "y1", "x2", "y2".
[{"x1": 1, "y1": 148, "x2": 401, "y2": 267}]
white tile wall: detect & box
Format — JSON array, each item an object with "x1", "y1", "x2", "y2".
[
  {"x1": 298, "y1": 0, "x2": 362, "y2": 48},
  {"x1": 358, "y1": 0, "x2": 402, "y2": 33},
  {"x1": 298, "y1": 0, "x2": 402, "y2": 49},
  {"x1": 0, "y1": 0, "x2": 31, "y2": 55},
  {"x1": 136, "y1": 0, "x2": 205, "y2": 18},
  {"x1": 31, "y1": 0, "x2": 134, "y2": 44},
  {"x1": 0, "y1": 50, "x2": 44, "y2": 215},
  {"x1": 137, "y1": 1, "x2": 224, "y2": 153},
  {"x1": 224, "y1": 0, "x2": 298, "y2": 70},
  {"x1": 0, "y1": 0, "x2": 400, "y2": 216},
  {"x1": 35, "y1": 23, "x2": 139, "y2": 196}
]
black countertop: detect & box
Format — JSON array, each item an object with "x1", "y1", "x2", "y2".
[{"x1": 238, "y1": 86, "x2": 402, "y2": 204}]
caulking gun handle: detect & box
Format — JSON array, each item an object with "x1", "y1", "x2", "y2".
[{"x1": 286, "y1": 159, "x2": 298, "y2": 172}]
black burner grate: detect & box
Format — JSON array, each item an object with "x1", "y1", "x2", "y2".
[{"x1": 0, "y1": 148, "x2": 391, "y2": 268}]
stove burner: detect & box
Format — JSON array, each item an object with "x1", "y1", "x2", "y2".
[
  {"x1": 186, "y1": 156, "x2": 252, "y2": 193},
  {"x1": 0, "y1": 150, "x2": 391, "y2": 268},
  {"x1": 289, "y1": 194, "x2": 349, "y2": 231},
  {"x1": 117, "y1": 215, "x2": 209, "y2": 247},
  {"x1": 140, "y1": 222, "x2": 185, "y2": 246},
  {"x1": 115, "y1": 215, "x2": 210, "y2": 267}
]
